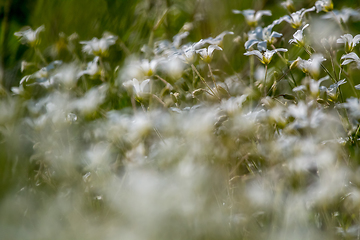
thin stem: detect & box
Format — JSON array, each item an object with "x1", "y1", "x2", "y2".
[
  {"x1": 250, "y1": 55, "x2": 254, "y2": 88},
  {"x1": 264, "y1": 64, "x2": 268, "y2": 97},
  {"x1": 208, "y1": 63, "x2": 219, "y2": 95},
  {"x1": 155, "y1": 74, "x2": 173, "y2": 90},
  {"x1": 342, "y1": 65, "x2": 358, "y2": 97},
  {"x1": 331, "y1": 11, "x2": 346, "y2": 32},
  {"x1": 98, "y1": 57, "x2": 106, "y2": 82},
  {"x1": 303, "y1": 46, "x2": 336, "y2": 83},
  {"x1": 35, "y1": 47, "x2": 48, "y2": 65},
  {"x1": 148, "y1": 9, "x2": 169, "y2": 49},
  {"x1": 191, "y1": 64, "x2": 220, "y2": 100},
  {"x1": 222, "y1": 52, "x2": 242, "y2": 82},
  {"x1": 151, "y1": 94, "x2": 166, "y2": 107}
]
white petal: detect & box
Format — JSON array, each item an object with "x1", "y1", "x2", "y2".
[{"x1": 244, "y1": 50, "x2": 263, "y2": 60}]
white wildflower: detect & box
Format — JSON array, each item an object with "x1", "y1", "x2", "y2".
[
  {"x1": 14, "y1": 25, "x2": 45, "y2": 47},
  {"x1": 245, "y1": 22, "x2": 283, "y2": 51},
  {"x1": 290, "y1": 54, "x2": 326, "y2": 78},
  {"x1": 340, "y1": 52, "x2": 360, "y2": 68},
  {"x1": 140, "y1": 59, "x2": 158, "y2": 77},
  {"x1": 322, "y1": 8, "x2": 360, "y2": 23},
  {"x1": 72, "y1": 84, "x2": 108, "y2": 115},
  {"x1": 173, "y1": 31, "x2": 190, "y2": 49},
  {"x1": 123, "y1": 78, "x2": 150, "y2": 101},
  {"x1": 201, "y1": 31, "x2": 234, "y2": 48},
  {"x1": 289, "y1": 24, "x2": 309, "y2": 46},
  {"x1": 341, "y1": 98, "x2": 360, "y2": 119},
  {"x1": 281, "y1": 0, "x2": 295, "y2": 12},
  {"x1": 244, "y1": 48, "x2": 288, "y2": 65},
  {"x1": 196, "y1": 45, "x2": 223, "y2": 63},
  {"x1": 281, "y1": 7, "x2": 315, "y2": 29},
  {"x1": 315, "y1": 0, "x2": 333, "y2": 13},
  {"x1": 232, "y1": 9, "x2": 272, "y2": 27},
  {"x1": 337, "y1": 34, "x2": 360, "y2": 53},
  {"x1": 78, "y1": 56, "x2": 101, "y2": 78},
  {"x1": 80, "y1": 34, "x2": 118, "y2": 57}
]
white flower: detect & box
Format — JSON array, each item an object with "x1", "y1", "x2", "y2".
[
  {"x1": 14, "y1": 25, "x2": 45, "y2": 46},
  {"x1": 123, "y1": 78, "x2": 150, "y2": 100},
  {"x1": 196, "y1": 45, "x2": 223, "y2": 63},
  {"x1": 80, "y1": 34, "x2": 118, "y2": 57},
  {"x1": 340, "y1": 52, "x2": 360, "y2": 68},
  {"x1": 162, "y1": 56, "x2": 185, "y2": 80},
  {"x1": 244, "y1": 48, "x2": 288, "y2": 65},
  {"x1": 281, "y1": 0, "x2": 295, "y2": 12},
  {"x1": 71, "y1": 84, "x2": 108, "y2": 115},
  {"x1": 322, "y1": 8, "x2": 360, "y2": 23},
  {"x1": 200, "y1": 31, "x2": 234, "y2": 48},
  {"x1": 289, "y1": 24, "x2": 309, "y2": 46},
  {"x1": 293, "y1": 76, "x2": 330, "y2": 98},
  {"x1": 140, "y1": 59, "x2": 158, "y2": 76},
  {"x1": 340, "y1": 98, "x2": 360, "y2": 119},
  {"x1": 182, "y1": 45, "x2": 197, "y2": 64},
  {"x1": 52, "y1": 64, "x2": 80, "y2": 88},
  {"x1": 232, "y1": 9, "x2": 272, "y2": 27},
  {"x1": 245, "y1": 21, "x2": 283, "y2": 51},
  {"x1": 337, "y1": 34, "x2": 360, "y2": 53},
  {"x1": 315, "y1": 0, "x2": 333, "y2": 13},
  {"x1": 78, "y1": 56, "x2": 101, "y2": 78},
  {"x1": 173, "y1": 31, "x2": 190, "y2": 49},
  {"x1": 290, "y1": 54, "x2": 326, "y2": 78},
  {"x1": 19, "y1": 60, "x2": 63, "y2": 86},
  {"x1": 281, "y1": 7, "x2": 315, "y2": 29}
]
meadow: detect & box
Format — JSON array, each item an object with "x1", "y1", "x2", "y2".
[{"x1": 1, "y1": 0, "x2": 360, "y2": 239}]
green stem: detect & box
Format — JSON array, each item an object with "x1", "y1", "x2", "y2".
[
  {"x1": 35, "y1": 47, "x2": 48, "y2": 65},
  {"x1": 264, "y1": 64, "x2": 268, "y2": 97},
  {"x1": 191, "y1": 64, "x2": 220, "y2": 100},
  {"x1": 303, "y1": 46, "x2": 336, "y2": 83},
  {"x1": 208, "y1": 63, "x2": 219, "y2": 95}
]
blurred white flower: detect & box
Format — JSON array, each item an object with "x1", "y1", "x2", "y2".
[
  {"x1": 196, "y1": 45, "x2": 222, "y2": 63},
  {"x1": 244, "y1": 48, "x2": 287, "y2": 65},
  {"x1": 280, "y1": 0, "x2": 295, "y2": 12},
  {"x1": 52, "y1": 64, "x2": 80, "y2": 88},
  {"x1": 71, "y1": 84, "x2": 108, "y2": 115},
  {"x1": 140, "y1": 59, "x2": 158, "y2": 76},
  {"x1": 85, "y1": 142, "x2": 112, "y2": 170},
  {"x1": 182, "y1": 44, "x2": 197, "y2": 64},
  {"x1": 19, "y1": 60, "x2": 63, "y2": 86},
  {"x1": 292, "y1": 76, "x2": 329, "y2": 98},
  {"x1": 290, "y1": 54, "x2": 326, "y2": 79},
  {"x1": 220, "y1": 95, "x2": 247, "y2": 115},
  {"x1": 245, "y1": 21, "x2": 283, "y2": 51},
  {"x1": 289, "y1": 24, "x2": 309, "y2": 46},
  {"x1": 14, "y1": 25, "x2": 45, "y2": 47},
  {"x1": 201, "y1": 31, "x2": 234, "y2": 48},
  {"x1": 162, "y1": 56, "x2": 186, "y2": 80},
  {"x1": 173, "y1": 31, "x2": 190, "y2": 49},
  {"x1": 123, "y1": 78, "x2": 150, "y2": 100},
  {"x1": 340, "y1": 52, "x2": 360, "y2": 68},
  {"x1": 337, "y1": 34, "x2": 360, "y2": 53},
  {"x1": 78, "y1": 56, "x2": 101, "y2": 78},
  {"x1": 281, "y1": 7, "x2": 315, "y2": 29},
  {"x1": 315, "y1": 0, "x2": 333, "y2": 13},
  {"x1": 232, "y1": 9, "x2": 272, "y2": 27},
  {"x1": 322, "y1": 8, "x2": 360, "y2": 23},
  {"x1": 80, "y1": 34, "x2": 117, "y2": 57},
  {"x1": 340, "y1": 98, "x2": 360, "y2": 119}
]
